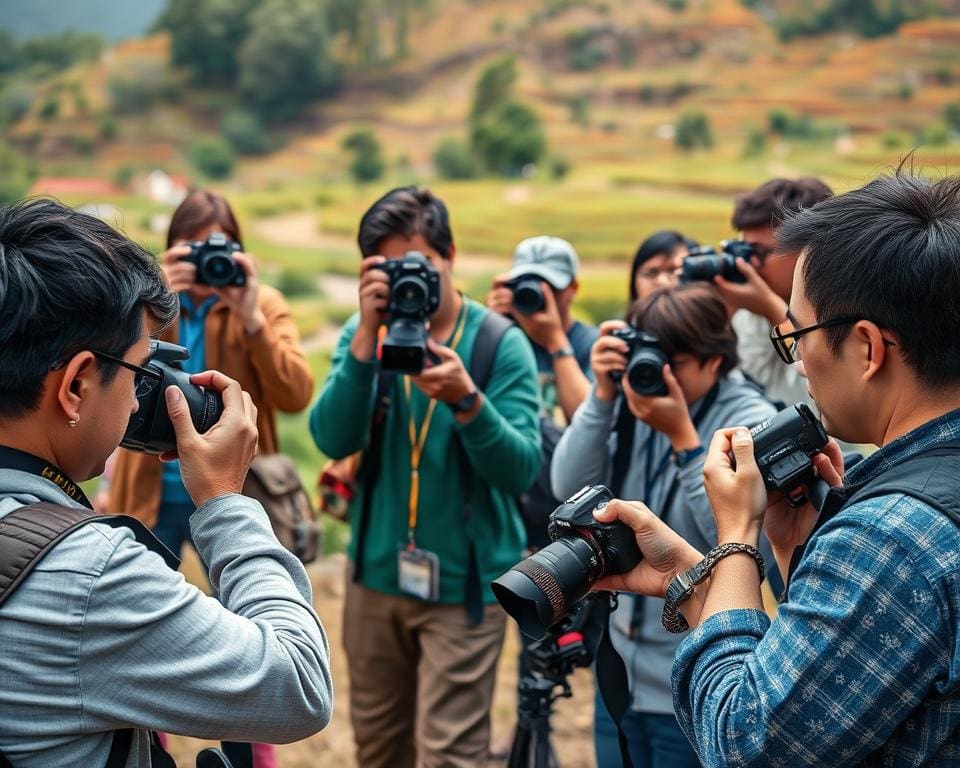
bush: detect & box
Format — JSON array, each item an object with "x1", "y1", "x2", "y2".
[
  {"x1": 742, "y1": 124, "x2": 766, "y2": 157},
  {"x1": 98, "y1": 112, "x2": 119, "y2": 141},
  {"x1": 674, "y1": 110, "x2": 713, "y2": 151},
  {"x1": 470, "y1": 101, "x2": 546, "y2": 176},
  {"x1": 113, "y1": 165, "x2": 135, "y2": 188},
  {"x1": 275, "y1": 269, "x2": 319, "y2": 297},
  {"x1": 189, "y1": 136, "x2": 235, "y2": 179},
  {"x1": 433, "y1": 138, "x2": 479, "y2": 180},
  {"x1": 945, "y1": 103, "x2": 960, "y2": 133},
  {"x1": 918, "y1": 121, "x2": 949, "y2": 147},
  {"x1": 567, "y1": 94, "x2": 590, "y2": 127},
  {"x1": 549, "y1": 155, "x2": 571, "y2": 180},
  {"x1": 221, "y1": 110, "x2": 270, "y2": 155},
  {"x1": 0, "y1": 84, "x2": 32, "y2": 126},
  {"x1": 108, "y1": 59, "x2": 174, "y2": 114},
  {"x1": 767, "y1": 108, "x2": 819, "y2": 140},
  {"x1": 38, "y1": 96, "x2": 60, "y2": 122},
  {"x1": 881, "y1": 131, "x2": 905, "y2": 149},
  {"x1": 341, "y1": 128, "x2": 384, "y2": 183}
]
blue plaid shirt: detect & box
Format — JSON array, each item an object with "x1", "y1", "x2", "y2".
[{"x1": 673, "y1": 408, "x2": 960, "y2": 767}]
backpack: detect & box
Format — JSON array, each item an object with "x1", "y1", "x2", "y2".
[{"x1": 0, "y1": 503, "x2": 247, "y2": 768}]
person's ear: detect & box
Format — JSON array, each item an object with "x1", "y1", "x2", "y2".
[
  {"x1": 855, "y1": 320, "x2": 890, "y2": 383},
  {"x1": 568, "y1": 278, "x2": 579, "y2": 297},
  {"x1": 704, "y1": 355, "x2": 723, "y2": 378},
  {"x1": 56, "y1": 351, "x2": 97, "y2": 422},
  {"x1": 446, "y1": 242, "x2": 456, "y2": 268}
]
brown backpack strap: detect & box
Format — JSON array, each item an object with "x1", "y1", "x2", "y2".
[{"x1": 0, "y1": 502, "x2": 180, "y2": 610}]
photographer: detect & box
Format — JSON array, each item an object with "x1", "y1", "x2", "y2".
[
  {"x1": 551, "y1": 283, "x2": 776, "y2": 767},
  {"x1": 715, "y1": 178, "x2": 831, "y2": 407},
  {"x1": 628, "y1": 229, "x2": 692, "y2": 309},
  {"x1": 309, "y1": 187, "x2": 540, "y2": 768},
  {"x1": 109, "y1": 190, "x2": 314, "y2": 563},
  {"x1": 594, "y1": 171, "x2": 960, "y2": 766},
  {"x1": 0, "y1": 199, "x2": 332, "y2": 766}
]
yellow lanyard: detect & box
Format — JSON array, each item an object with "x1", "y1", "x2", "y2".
[{"x1": 402, "y1": 300, "x2": 468, "y2": 546}]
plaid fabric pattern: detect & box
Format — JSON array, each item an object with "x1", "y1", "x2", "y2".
[{"x1": 672, "y1": 408, "x2": 960, "y2": 767}]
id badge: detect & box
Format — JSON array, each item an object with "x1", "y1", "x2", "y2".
[{"x1": 398, "y1": 546, "x2": 440, "y2": 601}]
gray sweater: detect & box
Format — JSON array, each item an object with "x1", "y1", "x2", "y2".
[
  {"x1": 551, "y1": 372, "x2": 777, "y2": 714},
  {"x1": 0, "y1": 469, "x2": 333, "y2": 767}
]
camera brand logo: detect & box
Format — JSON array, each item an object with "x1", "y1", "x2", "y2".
[{"x1": 41, "y1": 465, "x2": 81, "y2": 501}]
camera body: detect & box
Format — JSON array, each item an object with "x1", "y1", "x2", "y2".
[
  {"x1": 180, "y1": 233, "x2": 245, "y2": 287},
  {"x1": 375, "y1": 251, "x2": 442, "y2": 374},
  {"x1": 504, "y1": 275, "x2": 546, "y2": 316},
  {"x1": 492, "y1": 485, "x2": 642, "y2": 640},
  {"x1": 609, "y1": 327, "x2": 670, "y2": 396},
  {"x1": 121, "y1": 341, "x2": 224, "y2": 455},
  {"x1": 681, "y1": 240, "x2": 755, "y2": 284},
  {"x1": 751, "y1": 403, "x2": 829, "y2": 506}
]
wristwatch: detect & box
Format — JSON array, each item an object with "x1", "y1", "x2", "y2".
[
  {"x1": 661, "y1": 542, "x2": 766, "y2": 634},
  {"x1": 450, "y1": 389, "x2": 480, "y2": 414},
  {"x1": 673, "y1": 445, "x2": 705, "y2": 467},
  {"x1": 551, "y1": 344, "x2": 575, "y2": 361}
]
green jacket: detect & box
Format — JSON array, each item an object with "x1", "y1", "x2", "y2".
[{"x1": 310, "y1": 298, "x2": 541, "y2": 604}]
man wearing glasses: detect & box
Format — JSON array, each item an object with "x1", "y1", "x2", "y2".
[
  {"x1": 591, "y1": 171, "x2": 960, "y2": 766},
  {"x1": 713, "y1": 177, "x2": 832, "y2": 407}
]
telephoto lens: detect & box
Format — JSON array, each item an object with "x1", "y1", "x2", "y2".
[
  {"x1": 680, "y1": 241, "x2": 752, "y2": 284},
  {"x1": 510, "y1": 276, "x2": 546, "y2": 315},
  {"x1": 493, "y1": 485, "x2": 642, "y2": 640}
]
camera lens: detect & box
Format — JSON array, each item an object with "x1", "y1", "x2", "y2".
[
  {"x1": 201, "y1": 253, "x2": 237, "y2": 287},
  {"x1": 394, "y1": 275, "x2": 429, "y2": 315},
  {"x1": 681, "y1": 254, "x2": 725, "y2": 283},
  {"x1": 491, "y1": 534, "x2": 603, "y2": 640},
  {"x1": 626, "y1": 348, "x2": 669, "y2": 396},
  {"x1": 512, "y1": 278, "x2": 546, "y2": 316}
]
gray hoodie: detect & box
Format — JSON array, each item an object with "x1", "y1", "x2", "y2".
[
  {"x1": 551, "y1": 371, "x2": 777, "y2": 714},
  {"x1": 0, "y1": 468, "x2": 333, "y2": 767}
]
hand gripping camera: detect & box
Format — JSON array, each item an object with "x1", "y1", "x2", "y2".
[
  {"x1": 609, "y1": 327, "x2": 670, "y2": 396},
  {"x1": 180, "y1": 233, "x2": 245, "y2": 287},
  {"x1": 120, "y1": 341, "x2": 224, "y2": 455},
  {"x1": 492, "y1": 485, "x2": 642, "y2": 640},
  {"x1": 680, "y1": 240, "x2": 755, "y2": 284},
  {"x1": 504, "y1": 275, "x2": 546, "y2": 316},
  {"x1": 750, "y1": 403, "x2": 830, "y2": 507},
  {"x1": 375, "y1": 251, "x2": 441, "y2": 374}
]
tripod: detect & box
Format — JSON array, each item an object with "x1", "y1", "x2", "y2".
[{"x1": 507, "y1": 598, "x2": 597, "y2": 768}]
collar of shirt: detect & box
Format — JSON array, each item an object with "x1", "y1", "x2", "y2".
[
  {"x1": 846, "y1": 405, "x2": 960, "y2": 486},
  {"x1": 180, "y1": 292, "x2": 220, "y2": 318}
]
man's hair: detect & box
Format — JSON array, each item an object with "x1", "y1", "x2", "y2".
[
  {"x1": 779, "y1": 171, "x2": 960, "y2": 388},
  {"x1": 167, "y1": 189, "x2": 243, "y2": 248},
  {"x1": 0, "y1": 198, "x2": 177, "y2": 419},
  {"x1": 628, "y1": 229, "x2": 690, "y2": 303},
  {"x1": 357, "y1": 186, "x2": 453, "y2": 259},
  {"x1": 732, "y1": 177, "x2": 833, "y2": 231},
  {"x1": 627, "y1": 283, "x2": 738, "y2": 375}
]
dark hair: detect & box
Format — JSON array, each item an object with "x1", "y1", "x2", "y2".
[
  {"x1": 357, "y1": 186, "x2": 453, "y2": 259},
  {"x1": 168, "y1": 189, "x2": 243, "y2": 248},
  {"x1": 627, "y1": 283, "x2": 738, "y2": 375},
  {"x1": 779, "y1": 170, "x2": 960, "y2": 388},
  {"x1": 0, "y1": 198, "x2": 177, "y2": 419},
  {"x1": 732, "y1": 177, "x2": 833, "y2": 231},
  {"x1": 628, "y1": 230, "x2": 690, "y2": 303}
]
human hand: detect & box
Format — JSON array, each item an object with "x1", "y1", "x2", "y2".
[
  {"x1": 592, "y1": 499, "x2": 703, "y2": 597},
  {"x1": 410, "y1": 338, "x2": 476, "y2": 406},
  {"x1": 714, "y1": 258, "x2": 787, "y2": 324},
  {"x1": 703, "y1": 427, "x2": 767, "y2": 544},
  {"x1": 590, "y1": 320, "x2": 629, "y2": 402},
  {"x1": 160, "y1": 244, "x2": 196, "y2": 293},
  {"x1": 622, "y1": 364, "x2": 699, "y2": 450},
  {"x1": 486, "y1": 273, "x2": 514, "y2": 317},
  {"x1": 351, "y1": 255, "x2": 391, "y2": 362},
  {"x1": 162, "y1": 371, "x2": 259, "y2": 507},
  {"x1": 763, "y1": 438, "x2": 844, "y2": 554},
  {"x1": 213, "y1": 252, "x2": 263, "y2": 334}
]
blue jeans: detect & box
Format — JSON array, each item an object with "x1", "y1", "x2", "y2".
[
  {"x1": 152, "y1": 500, "x2": 197, "y2": 559},
  {"x1": 594, "y1": 687, "x2": 700, "y2": 768}
]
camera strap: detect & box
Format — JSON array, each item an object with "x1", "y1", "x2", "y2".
[
  {"x1": 0, "y1": 445, "x2": 94, "y2": 510},
  {"x1": 591, "y1": 595, "x2": 636, "y2": 768}
]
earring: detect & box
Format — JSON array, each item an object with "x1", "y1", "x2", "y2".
[{"x1": 67, "y1": 417, "x2": 79, "y2": 428}]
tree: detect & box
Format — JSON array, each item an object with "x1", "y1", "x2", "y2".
[
  {"x1": 221, "y1": 110, "x2": 270, "y2": 155},
  {"x1": 239, "y1": 0, "x2": 341, "y2": 120},
  {"x1": 433, "y1": 138, "x2": 479, "y2": 180},
  {"x1": 158, "y1": 0, "x2": 257, "y2": 83},
  {"x1": 189, "y1": 136, "x2": 235, "y2": 179},
  {"x1": 674, "y1": 110, "x2": 713, "y2": 151},
  {"x1": 470, "y1": 101, "x2": 546, "y2": 176},
  {"x1": 342, "y1": 129, "x2": 385, "y2": 183},
  {"x1": 471, "y1": 55, "x2": 517, "y2": 121}
]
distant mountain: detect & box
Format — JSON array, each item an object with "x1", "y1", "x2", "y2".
[{"x1": 0, "y1": 0, "x2": 166, "y2": 41}]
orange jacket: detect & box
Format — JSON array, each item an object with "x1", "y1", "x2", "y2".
[{"x1": 108, "y1": 285, "x2": 314, "y2": 527}]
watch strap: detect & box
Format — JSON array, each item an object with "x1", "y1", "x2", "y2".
[
  {"x1": 450, "y1": 389, "x2": 480, "y2": 414},
  {"x1": 551, "y1": 344, "x2": 575, "y2": 361},
  {"x1": 673, "y1": 445, "x2": 706, "y2": 467}
]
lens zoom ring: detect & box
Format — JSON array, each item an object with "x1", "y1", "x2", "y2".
[{"x1": 515, "y1": 558, "x2": 566, "y2": 625}]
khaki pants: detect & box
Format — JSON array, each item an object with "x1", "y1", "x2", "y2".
[{"x1": 343, "y1": 577, "x2": 507, "y2": 768}]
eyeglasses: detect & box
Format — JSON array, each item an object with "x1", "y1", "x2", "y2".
[
  {"x1": 92, "y1": 350, "x2": 162, "y2": 398},
  {"x1": 769, "y1": 316, "x2": 859, "y2": 364}
]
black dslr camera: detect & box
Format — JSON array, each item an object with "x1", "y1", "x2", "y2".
[
  {"x1": 180, "y1": 233, "x2": 245, "y2": 287},
  {"x1": 375, "y1": 251, "x2": 441, "y2": 374},
  {"x1": 120, "y1": 341, "x2": 224, "y2": 455},
  {"x1": 492, "y1": 485, "x2": 642, "y2": 640},
  {"x1": 504, "y1": 275, "x2": 546, "y2": 316},
  {"x1": 609, "y1": 327, "x2": 670, "y2": 396},
  {"x1": 681, "y1": 240, "x2": 755, "y2": 284},
  {"x1": 750, "y1": 403, "x2": 829, "y2": 507}
]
